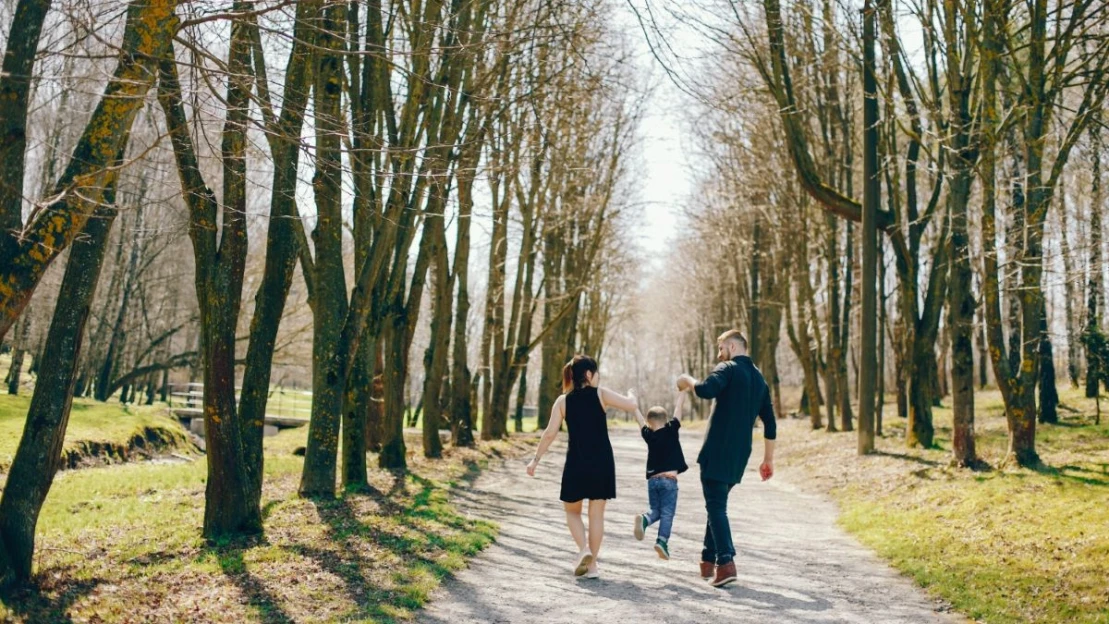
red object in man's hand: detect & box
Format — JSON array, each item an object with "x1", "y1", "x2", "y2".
[{"x1": 759, "y1": 462, "x2": 774, "y2": 481}]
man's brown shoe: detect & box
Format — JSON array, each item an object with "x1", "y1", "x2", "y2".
[
  {"x1": 699, "y1": 561, "x2": 715, "y2": 580},
  {"x1": 711, "y1": 561, "x2": 737, "y2": 587}
]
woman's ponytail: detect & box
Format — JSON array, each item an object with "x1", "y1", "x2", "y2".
[{"x1": 562, "y1": 354, "x2": 598, "y2": 393}]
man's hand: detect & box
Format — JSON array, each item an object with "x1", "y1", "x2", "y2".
[
  {"x1": 526, "y1": 458, "x2": 538, "y2": 477},
  {"x1": 759, "y1": 461, "x2": 774, "y2": 481},
  {"x1": 676, "y1": 374, "x2": 696, "y2": 392}
]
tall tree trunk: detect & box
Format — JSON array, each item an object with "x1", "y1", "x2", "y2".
[
  {"x1": 0, "y1": 0, "x2": 178, "y2": 342},
  {"x1": 421, "y1": 221, "x2": 451, "y2": 458},
  {"x1": 480, "y1": 175, "x2": 510, "y2": 440},
  {"x1": 0, "y1": 198, "x2": 116, "y2": 587},
  {"x1": 749, "y1": 221, "x2": 763, "y2": 366},
  {"x1": 450, "y1": 184, "x2": 476, "y2": 447},
  {"x1": 838, "y1": 222, "x2": 855, "y2": 432},
  {"x1": 1038, "y1": 306, "x2": 1059, "y2": 424},
  {"x1": 158, "y1": 19, "x2": 260, "y2": 536},
  {"x1": 367, "y1": 344, "x2": 385, "y2": 452},
  {"x1": 1087, "y1": 125, "x2": 1103, "y2": 398},
  {"x1": 858, "y1": 0, "x2": 878, "y2": 454},
  {"x1": 1058, "y1": 191, "x2": 1080, "y2": 388},
  {"x1": 942, "y1": 2, "x2": 979, "y2": 466},
  {"x1": 937, "y1": 325, "x2": 950, "y2": 400},
  {"x1": 95, "y1": 203, "x2": 145, "y2": 401},
  {"x1": 894, "y1": 320, "x2": 908, "y2": 419},
  {"x1": 232, "y1": 0, "x2": 316, "y2": 509},
  {"x1": 513, "y1": 365, "x2": 528, "y2": 433},
  {"x1": 877, "y1": 238, "x2": 887, "y2": 437},
  {"x1": 949, "y1": 174, "x2": 978, "y2": 466},
  {"x1": 342, "y1": 334, "x2": 374, "y2": 488},
  {"x1": 300, "y1": 5, "x2": 350, "y2": 496},
  {"x1": 977, "y1": 312, "x2": 989, "y2": 388},
  {"x1": 824, "y1": 217, "x2": 840, "y2": 433},
  {"x1": 379, "y1": 317, "x2": 409, "y2": 470},
  {"x1": 5, "y1": 309, "x2": 31, "y2": 395},
  {"x1": 0, "y1": 0, "x2": 52, "y2": 299}
]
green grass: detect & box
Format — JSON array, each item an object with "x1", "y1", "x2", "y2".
[
  {"x1": 782, "y1": 385, "x2": 1109, "y2": 624},
  {"x1": 0, "y1": 421, "x2": 533, "y2": 623},
  {"x1": 0, "y1": 393, "x2": 191, "y2": 471}
]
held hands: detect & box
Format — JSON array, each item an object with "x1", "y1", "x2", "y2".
[
  {"x1": 759, "y1": 461, "x2": 774, "y2": 481},
  {"x1": 676, "y1": 374, "x2": 696, "y2": 392}
]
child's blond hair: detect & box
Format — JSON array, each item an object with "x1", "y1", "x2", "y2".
[{"x1": 646, "y1": 406, "x2": 669, "y2": 427}]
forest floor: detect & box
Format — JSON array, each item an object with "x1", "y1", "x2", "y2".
[
  {"x1": 422, "y1": 427, "x2": 962, "y2": 624},
  {"x1": 778, "y1": 385, "x2": 1109, "y2": 624},
  {"x1": 0, "y1": 422, "x2": 533, "y2": 623}
]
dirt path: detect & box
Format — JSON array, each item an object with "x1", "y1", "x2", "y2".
[{"x1": 422, "y1": 428, "x2": 963, "y2": 623}]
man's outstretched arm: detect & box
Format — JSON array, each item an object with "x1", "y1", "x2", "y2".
[{"x1": 678, "y1": 362, "x2": 729, "y2": 399}]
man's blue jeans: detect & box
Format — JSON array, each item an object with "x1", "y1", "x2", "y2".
[
  {"x1": 701, "y1": 476, "x2": 736, "y2": 565},
  {"x1": 644, "y1": 477, "x2": 678, "y2": 541}
]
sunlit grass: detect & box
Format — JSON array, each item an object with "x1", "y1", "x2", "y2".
[
  {"x1": 782, "y1": 385, "x2": 1109, "y2": 624},
  {"x1": 0, "y1": 393, "x2": 191, "y2": 471},
  {"x1": 0, "y1": 419, "x2": 532, "y2": 623}
]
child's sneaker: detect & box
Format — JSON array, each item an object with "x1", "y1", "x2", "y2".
[
  {"x1": 633, "y1": 513, "x2": 648, "y2": 541},
  {"x1": 654, "y1": 539, "x2": 670, "y2": 560}
]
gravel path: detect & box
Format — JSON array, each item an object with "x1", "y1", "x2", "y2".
[{"x1": 422, "y1": 428, "x2": 963, "y2": 623}]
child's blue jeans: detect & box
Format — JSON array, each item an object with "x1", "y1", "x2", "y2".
[{"x1": 644, "y1": 476, "x2": 679, "y2": 541}]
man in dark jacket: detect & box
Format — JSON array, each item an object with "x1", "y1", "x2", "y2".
[{"x1": 677, "y1": 329, "x2": 776, "y2": 588}]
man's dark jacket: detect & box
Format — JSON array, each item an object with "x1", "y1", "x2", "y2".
[{"x1": 694, "y1": 355, "x2": 777, "y2": 484}]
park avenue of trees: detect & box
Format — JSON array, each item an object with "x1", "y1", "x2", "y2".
[
  {"x1": 633, "y1": 0, "x2": 1108, "y2": 463},
  {"x1": 0, "y1": 0, "x2": 641, "y2": 586},
  {"x1": 0, "y1": 0, "x2": 1107, "y2": 603}
]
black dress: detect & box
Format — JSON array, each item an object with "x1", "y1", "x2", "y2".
[{"x1": 559, "y1": 386, "x2": 617, "y2": 503}]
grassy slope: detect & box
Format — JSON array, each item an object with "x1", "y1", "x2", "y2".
[
  {"x1": 778, "y1": 386, "x2": 1109, "y2": 624},
  {"x1": 0, "y1": 394, "x2": 192, "y2": 471},
  {"x1": 0, "y1": 422, "x2": 534, "y2": 623}
]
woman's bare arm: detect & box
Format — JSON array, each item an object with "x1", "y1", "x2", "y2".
[
  {"x1": 598, "y1": 386, "x2": 638, "y2": 413},
  {"x1": 527, "y1": 395, "x2": 566, "y2": 475}
]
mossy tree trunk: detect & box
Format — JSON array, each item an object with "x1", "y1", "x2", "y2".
[
  {"x1": 0, "y1": 0, "x2": 51, "y2": 341},
  {"x1": 941, "y1": 0, "x2": 980, "y2": 467},
  {"x1": 158, "y1": 11, "x2": 260, "y2": 536},
  {"x1": 0, "y1": 0, "x2": 177, "y2": 342},
  {"x1": 0, "y1": 193, "x2": 118, "y2": 587},
  {"x1": 300, "y1": 2, "x2": 349, "y2": 497},
  {"x1": 977, "y1": 0, "x2": 1106, "y2": 466},
  {"x1": 236, "y1": 0, "x2": 317, "y2": 509}
]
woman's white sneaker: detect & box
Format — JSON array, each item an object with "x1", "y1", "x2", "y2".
[{"x1": 573, "y1": 549, "x2": 594, "y2": 576}]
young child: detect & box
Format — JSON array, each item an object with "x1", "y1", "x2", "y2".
[{"x1": 633, "y1": 390, "x2": 688, "y2": 559}]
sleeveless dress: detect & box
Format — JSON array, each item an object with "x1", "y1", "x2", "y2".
[{"x1": 559, "y1": 386, "x2": 617, "y2": 503}]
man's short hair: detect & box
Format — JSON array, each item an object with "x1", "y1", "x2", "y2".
[
  {"x1": 646, "y1": 406, "x2": 669, "y2": 425},
  {"x1": 717, "y1": 329, "x2": 748, "y2": 352}
]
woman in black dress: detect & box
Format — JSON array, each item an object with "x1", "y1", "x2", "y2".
[{"x1": 526, "y1": 355, "x2": 642, "y2": 579}]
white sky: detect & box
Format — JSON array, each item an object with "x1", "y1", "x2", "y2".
[{"x1": 616, "y1": 2, "x2": 696, "y2": 261}]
